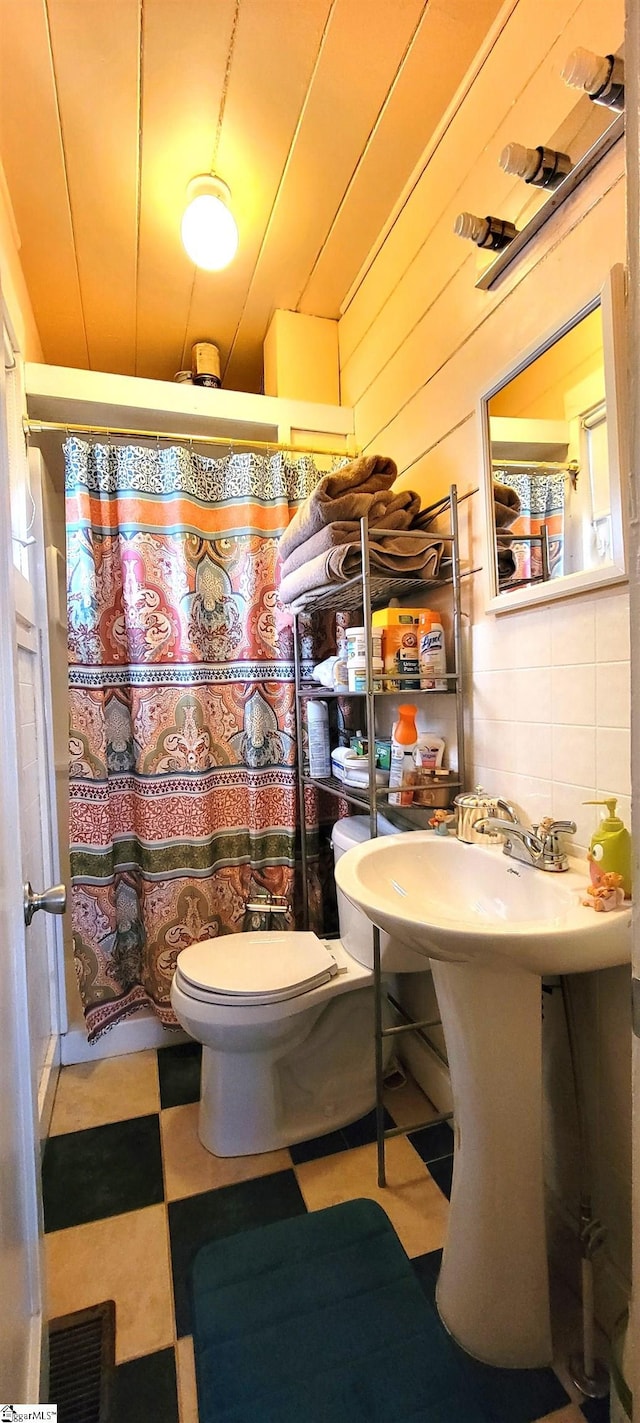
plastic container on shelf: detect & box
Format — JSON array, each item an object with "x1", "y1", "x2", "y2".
[
  {"x1": 345, "y1": 627, "x2": 383, "y2": 661},
  {"x1": 372, "y1": 607, "x2": 422, "y2": 692},
  {"x1": 371, "y1": 606, "x2": 425, "y2": 628},
  {"x1": 416, "y1": 734, "x2": 445, "y2": 768},
  {"x1": 381, "y1": 623, "x2": 420, "y2": 691},
  {"x1": 333, "y1": 658, "x2": 349, "y2": 690},
  {"x1": 330, "y1": 746, "x2": 389, "y2": 788},
  {"x1": 347, "y1": 656, "x2": 383, "y2": 692}
]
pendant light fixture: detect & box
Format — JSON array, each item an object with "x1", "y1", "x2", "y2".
[
  {"x1": 181, "y1": 175, "x2": 238, "y2": 270},
  {"x1": 181, "y1": 0, "x2": 241, "y2": 271}
]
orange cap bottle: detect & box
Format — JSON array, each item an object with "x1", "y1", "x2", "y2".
[
  {"x1": 394, "y1": 705, "x2": 418, "y2": 742},
  {"x1": 389, "y1": 705, "x2": 418, "y2": 804}
]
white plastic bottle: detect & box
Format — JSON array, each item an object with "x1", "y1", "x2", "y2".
[
  {"x1": 307, "y1": 699, "x2": 331, "y2": 778},
  {"x1": 388, "y1": 705, "x2": 418, "y2": 806}
]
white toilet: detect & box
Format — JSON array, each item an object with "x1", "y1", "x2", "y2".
[{"x1": 170, "y1": 815, "x2": 426, "y2": 1157}]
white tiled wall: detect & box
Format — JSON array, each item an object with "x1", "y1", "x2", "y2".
[
  {"x1": 470, "y1": 588, "x2": 630, "y2": 856},
  {"x1": 470, "y1": 585, "x2": 632, "y2": 1325}
]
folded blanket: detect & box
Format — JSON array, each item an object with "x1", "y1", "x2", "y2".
[
  {"x1": 279, "y1": 454, "x2": 397, "y2": 561},
  {"x1": 280, "y1": 496, "x2": 421, "y2": 580},
  {"x1": 279, "y1": 531, "x2": 443, "y2": 610}
]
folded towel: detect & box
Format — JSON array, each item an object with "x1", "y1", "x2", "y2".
[
  {"x1": 493, "y1": 479, "x2": 521, "y2": 529},
  {"x1": 497, "y1": 546, "x2": 517, "y2": 583},
  {"x1": 493, "y1": 480, "x2": 521, "y2": 587},
  {"x1": 368, "y1": 488, "x2": 422, "y2": 529},
  {"x1": 279, "y1": 505, "x2": 413, "y2": 580},
  {"x1": 279, "y1": 531, "x2": 443, "y2": 610},
  {"x1": 279, "y1": 454, "x2": 397, "y2": 561}
]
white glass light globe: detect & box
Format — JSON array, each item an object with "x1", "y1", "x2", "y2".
[{"x1": 181, "y1": 178, "x2": 239, "y2": 271}]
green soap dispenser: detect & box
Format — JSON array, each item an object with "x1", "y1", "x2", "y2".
[{"x1": 584, "y1": 798, "x2": 632, "y2": 898}]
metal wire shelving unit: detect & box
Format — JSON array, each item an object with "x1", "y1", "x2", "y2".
[{"x1": 292, "y1": 484, "x2": 469, "y2": 1186}]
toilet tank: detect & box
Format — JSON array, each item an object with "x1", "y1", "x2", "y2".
[{"x1": 331, "y1": 816, "x2": 427, "y2": 973}]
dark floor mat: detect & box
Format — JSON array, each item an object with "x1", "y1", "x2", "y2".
[
  {"x1": 190, "y1": 1197, "x2": 489, "y2": 1423},
  {"x1": 48, "y1": 1300, "x2": 115, "y2": 1422}
]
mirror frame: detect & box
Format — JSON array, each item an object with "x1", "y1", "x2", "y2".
[{"x1": 479, "y1": 264, "x2": 628, "y2": 614}]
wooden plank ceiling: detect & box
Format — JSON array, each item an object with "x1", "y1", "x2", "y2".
[{"x1": 0, "y1": 0, "x2": 503, "y2": 393}]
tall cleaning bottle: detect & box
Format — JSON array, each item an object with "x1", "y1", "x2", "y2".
[
  {"x1": 307, "y1": 699, "x2": 331, "y2": 778},
  {"x1": 418, "y1": 610, "x2": 447, "y2": 691},
  {"x1": 584, "y1": 798, "x2": 632, "y2": 898},
  {"x1": 388, "y1": 705, "x2": 418, "y2": 806}
]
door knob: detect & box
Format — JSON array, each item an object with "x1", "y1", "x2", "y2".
[{"x1": 24, "y1": 881, "x2": 66, "y2": 927}]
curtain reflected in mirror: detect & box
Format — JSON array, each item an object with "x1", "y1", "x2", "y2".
[
  {"x1": 483, "y1": 275, "x2": 627, "y2": 611},
  {"x1": 493, "y1": 467, "x2": 567, "y2": 590}
]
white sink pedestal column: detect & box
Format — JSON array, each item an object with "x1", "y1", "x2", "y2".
[{"x1": 430, "y1": 958, "x2": 552, "y2": 1369}]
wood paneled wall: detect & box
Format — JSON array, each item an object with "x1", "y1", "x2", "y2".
[{"x1": 338, "y1": 0, "x2": 630, "y2": 1330}]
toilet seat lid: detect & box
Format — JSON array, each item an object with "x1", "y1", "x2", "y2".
[{"x1": 176, "y1": 931, "x2": 339, "y2": 1005}]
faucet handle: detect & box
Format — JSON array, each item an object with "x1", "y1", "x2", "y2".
[
  {"x1": 540, "y1": 819, "x2": 577, "y2": 867},
  {"x1": 544, "y1": 819, "x2": 577, "y2": 837},
  {"x1": 494, "y1": 797, "x2": 517, "y2": 822}
]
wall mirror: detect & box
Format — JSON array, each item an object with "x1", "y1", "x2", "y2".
[{"x1": 480, "y1": 264, "x2": 628, "y2": 613}]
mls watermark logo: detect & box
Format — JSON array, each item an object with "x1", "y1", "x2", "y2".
[{"x1": 0, "y1": 1408, "x2": 57, "y2": 1420}]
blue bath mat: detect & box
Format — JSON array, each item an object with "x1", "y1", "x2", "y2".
[{"x1": 190, "y1": 1197, "x2": 487, "y2": 1422}]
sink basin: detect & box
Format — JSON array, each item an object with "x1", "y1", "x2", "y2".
[
  {"x1": 335, "y1": 832, "x2": 631, "y2": 1370},
  {"x1": 334, "y1": 831, "x2": 631, "y2": 974}
]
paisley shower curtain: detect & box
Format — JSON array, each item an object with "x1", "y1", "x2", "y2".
[
  {"x1": 65, "y1": 436, "x2": 328, "y2": 1041},
  {"x1": 493, "y1": 468, "x2": 565, "y2": 583}
]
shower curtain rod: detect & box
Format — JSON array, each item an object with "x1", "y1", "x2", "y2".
[
  {"x1": 23, "y1": 416, "x2": 357, "y2": 460},
  {"x1": 492, "y1": 456, "x2": 579, "y2": 475}
]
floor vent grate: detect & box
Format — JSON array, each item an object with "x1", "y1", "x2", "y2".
[{"x1": 48, "y1": 1300, "x2": 115, "y2": 1422}]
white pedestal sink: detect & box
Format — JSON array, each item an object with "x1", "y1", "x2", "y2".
[{"x1": 334, "y1": 832, "x2": 631, "y2": 1369}]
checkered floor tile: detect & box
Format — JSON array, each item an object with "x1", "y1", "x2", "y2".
[{"x1": 43, "y1": 1041, "x2": 598, "y2": 1422}]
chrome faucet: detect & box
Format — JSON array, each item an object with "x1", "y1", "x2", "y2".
[{"x1": 475, "y1": 814, "x2": 577, "y2": 872}]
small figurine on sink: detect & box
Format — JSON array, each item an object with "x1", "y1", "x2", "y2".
[
  {"x1": 429, "y1": 809, "x2": 454, "y2": 835},
  {"x1": 582, "y1": 871, "x2": 626, "y2": 912}
]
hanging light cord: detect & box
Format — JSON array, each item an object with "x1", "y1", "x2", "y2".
[
  {"x1": 211, "y1": 0, "x2": 241, "y2": 176},
  {"x1": 180, "y1": 0, "x2": 241, "y2": 368}
]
